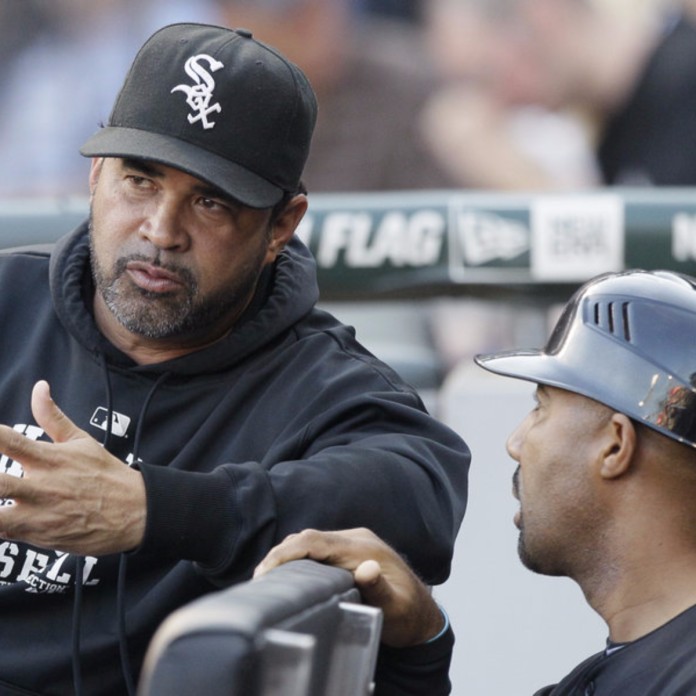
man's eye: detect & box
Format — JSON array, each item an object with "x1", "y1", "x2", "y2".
[
  {"x1": 126, "y1": 175, "x2": 150, "y2": 187},
  {"x1": 199, "y1": 197, "x2": 227, "y2": 212}
]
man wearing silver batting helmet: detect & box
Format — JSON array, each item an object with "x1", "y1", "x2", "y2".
[{"x1": 258, "y1": 268, "x2": 696, "y2": 695}]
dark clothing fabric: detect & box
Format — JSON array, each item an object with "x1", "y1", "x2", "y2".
[
  {"x1": 0, "y1": 224, "x2": 469, "y2": 695},
  {"x1": 380, "y1": 603, "x2": 696, "y2": 695},
  {"x1": 375, "y1": 625, "x2": 454, "y2": 696},
  {"x1": 598, "y1": 13, "x2": 696, "y2": 185},
  {"x1": 534, "y1": 603, "x2": 696, "y2": 695}
]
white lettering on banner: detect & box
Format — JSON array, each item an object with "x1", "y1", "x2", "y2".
[
  {"x1": 317, "y1": 213, "x2": 369, "y2": 267},
  {"x1": 672, "y1": 213, "x2": 696, "y2": 261},
  {"x1": 531, "y1": 195, "x2": 624, "y2": 281},
  {"x1": 315, "y1": 210, "x2": 445, "y2": 268}
]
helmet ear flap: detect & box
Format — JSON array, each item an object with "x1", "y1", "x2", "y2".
[{"x1": 476, "y1": 270, "x2": 696, "y2": 450}]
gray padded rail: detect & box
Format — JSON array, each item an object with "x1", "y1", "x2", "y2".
[{"x1": 137, "y1": 559, "x2": 383, "y2": 696}]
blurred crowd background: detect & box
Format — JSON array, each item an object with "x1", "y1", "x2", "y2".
[{"x1": 1, "y1": 0, "x2": 693, "y2": 199}]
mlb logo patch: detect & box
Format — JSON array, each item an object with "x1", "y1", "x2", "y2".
[{"x1": 90, "y1": 408, "x2": 131, "y2": 438}]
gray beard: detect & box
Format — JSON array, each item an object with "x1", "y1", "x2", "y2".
[{"x1": 89, "y1": 223, "x2": 264, "y2": 341}]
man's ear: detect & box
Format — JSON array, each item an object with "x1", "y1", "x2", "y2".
[
  {"x1": 600, "y1": 413, "x2": 637, "y2": 480},
  {"x1": 265, "y1": 194, "x2": 308, "y2": 263},
  {"x1": 88, "y1": 157, "x2": 105, "y2": 196}
]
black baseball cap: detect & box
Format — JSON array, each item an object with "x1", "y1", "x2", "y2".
[{"x1": 81, "y1": 23, "x2": 317, "y2": 208}]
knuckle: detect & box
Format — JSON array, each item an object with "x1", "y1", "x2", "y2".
[
  {"x1": 2, "y1": 427, "x2": 29, "y2": 457},
  {"x1": 0, "y1": 475, "x2": 16, "y2": 501},
  {"x1": 296, "y1": 528, "x2": 321, "y2": 544}
]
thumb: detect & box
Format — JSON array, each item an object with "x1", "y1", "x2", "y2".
[
  {"x1": 31, "y1": 381, "x2": 80, "y2": 444},
  {"x1": 353, "y1": 560, "x2": 394, "y2": 608}
]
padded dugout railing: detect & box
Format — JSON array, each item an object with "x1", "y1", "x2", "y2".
[
  {"x1": 2, "y1": 187, "x2": 696, "y2": 301},
  {"x1": 137, "y1": 559, "x2": 382, "y2": 696}
]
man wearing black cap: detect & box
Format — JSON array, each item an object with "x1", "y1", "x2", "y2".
[
  {"x1": 258, "y1": 269, "x2": 696, "y2": 694},
  {"x1": 0, "y1": 23, "x2": 469, "y2": 695}
]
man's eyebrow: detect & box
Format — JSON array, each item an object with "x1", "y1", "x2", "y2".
[
  {"x1": 120, "y1": 158, "x2": 242, "y2": 208},
  {"x1": 121, "y1": 158, "x2": 163, "y2": 178}
]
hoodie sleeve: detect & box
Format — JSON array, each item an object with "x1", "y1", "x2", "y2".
[
  {"x1": 136, "y1": 330, "x2": 470, "y2": 586},
  {"x1": 374, "y1": 624, "x2": 455, "y2": 696}
]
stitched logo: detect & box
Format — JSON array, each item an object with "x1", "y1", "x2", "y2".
[
  {"x1": 171, "y1": 54, "x2": 225, "y2": 130},
  {"x1": 90, "y1": 407, "x2": 131, "y2": 438}
]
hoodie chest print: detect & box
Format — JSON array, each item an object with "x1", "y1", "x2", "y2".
[{"x1": 0, "y1": 545, "x2": 100, "y2": 594}]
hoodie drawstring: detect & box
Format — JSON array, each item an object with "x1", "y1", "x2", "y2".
[
  {"x1": 71, "y1": 555, "x2": 85, "y2": 696},
  {"x1": 71, "y1": 355, "x2": 114, "y2": 696},
  {"x1": 117, "y1": 370, "x2": 171, "y2": 696},
  {"x1": 70, "y1": 356, "x2": 170, "y2": 696}
]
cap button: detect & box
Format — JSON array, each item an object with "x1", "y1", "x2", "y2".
[{"x1": 236, "y1": 28, "x2": 253, "y2": 39}]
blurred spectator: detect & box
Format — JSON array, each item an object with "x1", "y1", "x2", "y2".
[
  {"x1": 421, "y1": 0, "x2": 600, "y2": 190},
  {"x1": 421, "y1": 0, "x2": 696, "y2": 189},
  {"x1": 0, "y1": 1, "x2": 51, "y2": 87},
  {"x1": 213, "y1": 0, "x2": 459, "y2": 193},
  {"x1": 357, "y1": 0, "x2": 423, "y2": 23},
  {"x1": 0, "y1": 0, "x2": 217, "y2": 198}
]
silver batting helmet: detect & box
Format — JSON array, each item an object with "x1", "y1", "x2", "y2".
[{"x1": 475, "y1": 270, "x2": 696, "y2": 449}]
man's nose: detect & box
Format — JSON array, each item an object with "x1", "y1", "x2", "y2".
[
  {"x1": 506, "y1": 413, "x2": 530, "y2": 462},
  {"x1": 138, "y1": 199, "x2": 190, "y2": 251}
]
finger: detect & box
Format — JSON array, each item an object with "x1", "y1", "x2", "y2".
[
  {"x1": 31, "y1": 381, "x2": 82, "y2": 444},
  {"x1": 254, "y1": 529, "x2": 357, "y2": 578},
  {"x1": 0, "y1": 421, "x2": 45, "y2": 466},
  {"x1": 0, "y1": 471, "x2": 29, "y2": 503},
  {"x1": 253, "y1": 534, "x2": 309, "y2": 577}
]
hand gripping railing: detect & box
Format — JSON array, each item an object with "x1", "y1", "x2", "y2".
[{"x1": 137, "y1": 559, "x2": 383, "y2": 696}]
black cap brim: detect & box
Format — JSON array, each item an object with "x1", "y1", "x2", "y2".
[{"x1": 81, "y1": 126, "x2": 284, "y2": 209}]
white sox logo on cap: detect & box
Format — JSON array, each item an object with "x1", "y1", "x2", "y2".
[
  {"x1": 171, "y1": 54, "x2": 224, "y2": 130},
  {"x1": 81, "y1": 23, "x2": 318, "y2": 207}
]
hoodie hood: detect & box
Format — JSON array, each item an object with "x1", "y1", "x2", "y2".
[{"x1": 50, "y1": 221, "x2": 320, "y2": 375}]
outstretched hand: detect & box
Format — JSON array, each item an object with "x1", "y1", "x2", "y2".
[
  {"x1": 0, "y1": 381, "x2": 146, "y2": 555},
  {"x1": 254, "y1": 527, "x2": 445, "y2": 647}
]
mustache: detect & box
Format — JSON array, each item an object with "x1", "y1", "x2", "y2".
[
  {"x1": 512, "y1": 466, "x2": 520, "y2": 498},
  {"x1": 115, "y1": 253, "x2": 196, "y2": 286}
]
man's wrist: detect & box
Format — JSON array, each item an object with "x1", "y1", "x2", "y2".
[{"x1": 425, "y1": 605, "x2": 449, "y2": 644}]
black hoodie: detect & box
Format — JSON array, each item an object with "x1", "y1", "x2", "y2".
[{"x1": 0, "y1": 223, "x2": 469, "y2": 695}]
